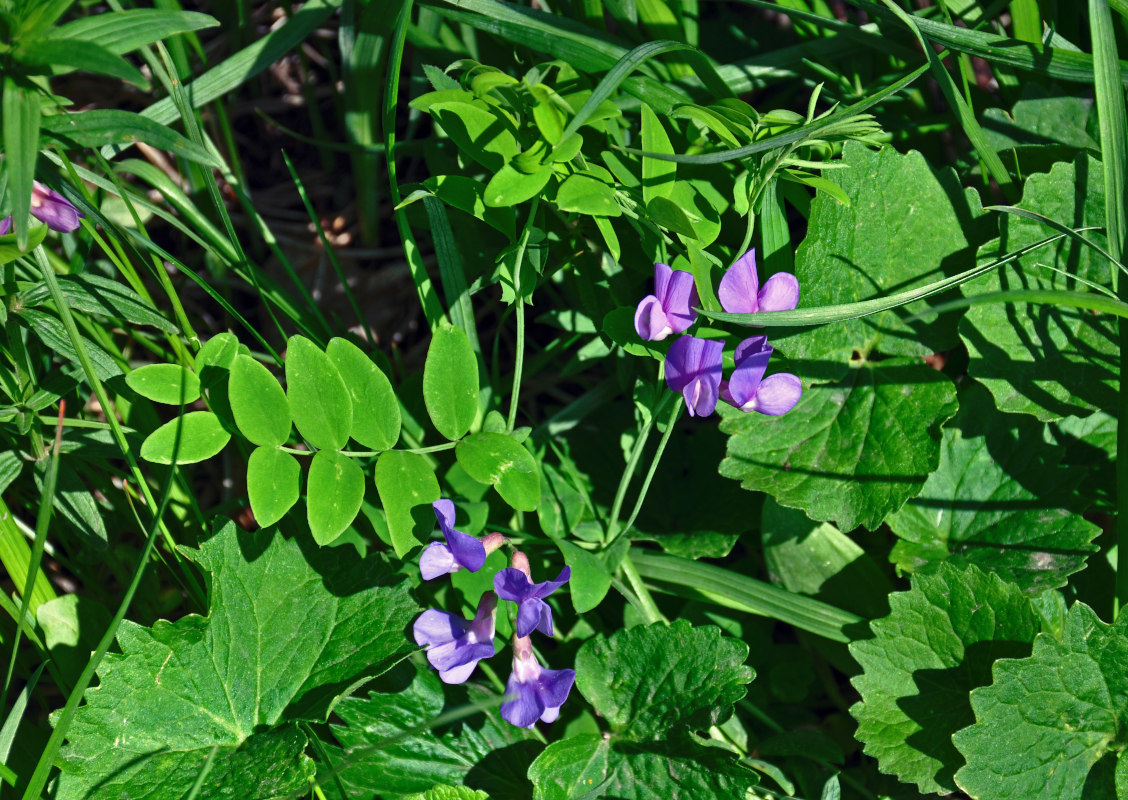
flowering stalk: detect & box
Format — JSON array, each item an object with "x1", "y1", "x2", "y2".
[{"x1": 499, "y1": 634, "x2": 575, "y2": 728}]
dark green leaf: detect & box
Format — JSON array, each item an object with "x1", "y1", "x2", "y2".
[
  {"x1": 18, "y1": 38, "x2": 147, "y2": 88},
  {"x1": 555, "y1": 173, "x2": 621, "y2": 216},
  {"x1": 45, "y1": 9, "x2": 218, "y2": 55},
  {"x1": 19, "y1": 274, "x2": 177, "y2": 332},
  {"x1": 41, "y1": 110, "x2": 221, "y2": 168},
  {"x1": 18, "y1": 308, "x2": 123, "y2": 381},
  {"x1": 3, "y1": 76, "x2": 42, "y2": 251}
]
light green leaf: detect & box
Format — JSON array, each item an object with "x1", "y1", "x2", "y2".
[
  {"x1": 307, "y1": 450, "x2": 365, "y2": 546},
  {"x1": 555, "y1": 174, "x2": 621, "y2": 216},
  {"x1": 961, "y1": 155, "x2": 1118, "y2": 421},
  {"x1": 553, "y1": 538, "x2": 610, "y2": 614},
  {"x1": 247, "y1": 447, "x2": 301, "y2": 528},
  {"x1": 328, "y1": 664, "x2": 539, "y2": 798},
  {"x1": 3, "y1": 75, "x2": 41, "y2": 251},
  {"x1": 888, "y1": 382, "x2": 1099, "y2": 591},
  {"x1": 139, "y1": 411, "x2": 231, "y2": 465},
  {"x1": 196, "y1": 332, "x2": 240, "y2": 388},
  {"x1": 37, "y1": 594, "x2": 110, "y2": 689},
  {"x1": 455, "y1": 432, "x2": 540, "y2": 511},
  {"x1": 326, "y1": 338, "x2": 401, "y2": 451},
  {"x1": 719, "y1": 359, "x2": 957, "y2": 531},
  {"x1": 374, "y1": 450, "x2": 441, "y2": 557},
  {"x1": 285, "y1": 335, "x2": 353, "y2": 451},
  {"x1": 640, "y1": 103, "x2": 676, "y2": 205},
  {"x1": 850, "y1": 562, "x2": 1039, "y2": 794},
  {"x1": 423, "y1": 325, "x2": 479, "y2": 441},
  {"x1": 954, "y1": 603, "x2": 1128, "y2": 799},
  {"x1": 229, "y1": 355, "x2": 291, "y2": 447},
  {"x1": 429, "y1": 101, "x2": 521, "y2": 172},
  {"x1": 483, "y1": 160, "x2": 553, "y2": 208},
  {"x1": 577, "y1": 620, "x2": 753, "y2": 740},
  {"x1": 782, "y1": 141, "x2": 984, "y2": 378},
  {"x1": 41, "y1": 110, "x2": 221, "y2": 168},
  {"x1": 125, "y1": 364, "x2": 201, "y2": 405},
  {"x1": 0, "y1": 225, "x2": 48, "y2": 265},
  {"x1": 423, "y1": 175, "x2": 517, "y2": 239},
  {"x1": 404, "y1": 787, "x2": 491, "y2": 800},
  {"x1": 56, "y1": 519, "x2": 418, "y2": 799}
]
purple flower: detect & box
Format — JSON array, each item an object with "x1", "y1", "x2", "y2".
[
  {"x1": 2, "y1": 182, "x2": 84, "y2": 235},
  {"x1": 634, "y1": 262, "x2": 699, "y2": 341},
  {"x1": 413, "y1": 591, "x2": 497, "y2": 684},
  {"x1": 720, "y1": 336, "x2": 802, "y2": 415},
  {"x1": 0, "y1": 218, "x2": 9, "y2": 235},
  {"x1": 420, "y1": 499, "x2": 487, "y2": 580},
  {"x1": 665, "y1": 335, "x2": 724, "y2": 417},
  {"x1": 494, "y1": 564, "x2": 570, "y2": 638},
  {"x1": 500, "y1": 636, "x2": 575, "y2": 728},
  {"x1": 718, "y1": 249, "x2": 798, "y2": 315}
]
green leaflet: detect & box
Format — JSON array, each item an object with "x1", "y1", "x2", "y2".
[
  {"x1": 247, "y1": 447, "x2": 301, "y2": 528},
  {"x1": 423, "y1": 325, "x2": 479, "y2": 441},
  {"x1": 55, "y1": 520, "x2": 417, "y2": 799},
  {"x1": 139, "y1": 411, "x2": 231, "y2": 465},
  {"x1": 455, "y1": 432, "x2": 540, "y2": 511},
  {"x1": 285, "y1": 335, "x2": 353, "y2": 451},
  {"x1": 850, "y1": 563, "x2": 1039, "y2": 794},
  {"x1": 125, "y1": 364, "x2": 201, "y2": 406},
  {"x1": 307, "y1": 450, "x2": 365, "y2": 546},
  {"x1": 229, "y1": 355, "x2": 292, "y2": 447},
  {"x1": 954, "y1": 603, "x2": 1128, "y2": 798}
]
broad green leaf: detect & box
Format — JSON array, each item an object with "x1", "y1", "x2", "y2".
[
  {"x1": 307, "y1": 450, "x2": 365, "y2": 546},
  {"x1": 669, "y1": 179, "x2": 721, "y2": 245},
  {"x1": 41, "y1": 110, "x2": 221, "y2": 168},
  {"x1": 719, "y1": 359, "x2": 957, "y2": 531},
  {"x1": 850, "y1": 562, "x2": 1039, "y2": 794},
  {"x1": 374, "y1": 450, "x2": 441, "y2": 556},
  {"x1": 404, "y1": 788, "x2": 490, "y2": 800},
  {"x1": 45, "y1": 9, "x2": 218, "y2": 55},
  {"x1": 285, "y1": 335, "x2": 353, "y2": 451},
  {"x1": 230, "y1": 355, "x2": 291, "y2": 447},
  {"x1": 19, "y1": 274, "x2": 177, "y2": 332},
  {"x1": 782, "y1": 142, "x2": 984, "y2": 378},
  {"x1": 56, "y1": 519, "x2": 418, "y2": 799},
  {"x1": 529, "y1": 735, "x2": 758, "y2": 800},
  {"x1": 328, "y1": 664, "x2": 539, "y2": 798},
  {"x1": 555, "y1": 173, "x2": 621, "y2": 216},
  {"x1": 577, "y1": 620, "x2": 753, "y2": 740},
  {"x1": 954, "y1": 603, "x2": 1128, "y2": 799},
  {"x1": 982, "y1": 86, "x2": 1098, "y2": 153},
  {"x1": 423, "y1": 175, "x2": 517, "y2": 239},
  {"x1": 455, "y1": 432, "x2": 540, "y2": 511},
  {"x1": 961, "y1": 155, "x2": 1118, "y2": 421},
  {"x1": 429, "y1": 101, "x2": 521, "y2": 172},
  {"x1": 423, "y1": 326, "x2": 479, "y2": 441},
  {"x1": 196, "y1": 332, "x2": 240, "y2": 388},
  {"x1": 888, "y1": 382, "x2": 1099, "y2": 591},
  {"x1": 640, "y1": 103, "x2": 676, "y2": 205},
  {"x1": 247, "y1": 447, "x2": 301, "y2": 528},
  {"x1": 37, "y1": 594, "x2": 110, "y2": 689},
  {"x1": 0, "y1": 225, "x2": 48, "y2": 265},
  {"x1": 552, "y1": 538, "x2": 610, "y2": 614},
  {"x1": 139, "y1": 411, "x2": 231, "y2": 465},
  {"x1": 326, "y1": 338, "x2": 401, "y2": 451},
  {"x1": 125, "y1": 364, "x2": 201, "y2": 405},
  {"x1": 18, "y1": 38, "x2": 147, "y2": 88},
  {"x1": 483, "y1": 160, "x2": 553, "y2": 207}
]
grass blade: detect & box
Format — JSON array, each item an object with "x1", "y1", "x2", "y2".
[{"x1": 2, "y1": 76, "x2": 41, "y2": 251}]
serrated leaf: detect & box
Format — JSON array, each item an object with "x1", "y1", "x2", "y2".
[
  {"x1": 125, "y1": 363, "x2": 201, "y2": 405},
  {"x1": 404, "y1": 787, "x2": 491, "y2": 800},
  {"x1": 328, "y1": 664, "x2": 539, "y2": 798},
  {"x1": 455, "y1": 432, "x2": 540, "y2": 511},
  {"x1": 961, "y1": 155, "x2": 1118, "y2": 421},
  {"x1": 954, "y1": 603, "x2": 1128, "y2": 799},
  {"x1": 285, "y1": 335, "x2": 353, "y2": 451},
  {"x1": 326, "y1": 337, "x2": 401, "y2": 451},
  {"x1": 850, "y1": 562, "x2": 1039, "y2": 794},
  {"x1": 423, "y1": 326, "x2": 479, "y2": 441},
  {"x1": 529, "y1": 734, "x2": 757, "y2": 800},
  {"x1": 888, "y1": 382, "x2": 1099, "y2": 591},
  {"x1": 139, "y1": 411, "x2": 231, "y2": 465},
  {"x1": 719, "y1": 359, "x2": 957, "y2": 531},
  {"x1": 307, "y1": 450, "x2": 365, "y2": 546},
  {"x1": 784, "y1": 142, "x2": 984, "y2": 378},
  {"x1": 247, "y1": 447, "x2": 301, "y2": 528},
  {"x1": 374, "y1": 450, "x2": 441, "y2": 557},
  {"x1": 576, "y1": 620, "x2": 753, "y2": 741},
  {"x1": 56, "y1": 519, "x2": 418, "y2": 799},
  {"x1": 230, "y1": 354, "x2": 291, "y2": 446}
]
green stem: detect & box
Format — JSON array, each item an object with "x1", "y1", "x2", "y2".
[
  {"x1": 507, "y1": 199, "x2": 541, "y2": 431},
  {"x1": 620, "y1": 552, "x2": 666, "y2": 624},
  {"x1": 278, "y1": 442, "x2": 458, "y2": 457},
  {"x1": 615, "y1": 400, "x2": 682, "y2": 544}
]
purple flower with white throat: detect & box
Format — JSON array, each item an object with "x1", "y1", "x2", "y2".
[
  {"x1": 494, "y1": 552, "x2": 570, "y2": 638},
  {"x1": 665, "y1": 335, "x2": 724, "y2": 417},
  {"x1": 420, "y1": 499, "x2": 499, "y2": 580},
  {"x1": 634, "y1": 262, "x2": 699, "y2": 341},
  {"x1": 500, "y1": 635, "x2": 575, "y2": 728},
  {"x1": 1, "y1": 182, "x2": 84, "y2": 235},
  {"x1": 720, "y1": 336, "x2": 802, "y2": 415},
  {"x1": 718, "y1": 249, "x2": 798, "y2": 316},
  {"x1": 413, "y1": 591, "x2": 498, "y2": 684}
]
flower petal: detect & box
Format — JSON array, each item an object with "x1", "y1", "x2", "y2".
[
  {"x1": 726, "y1": 338, "x2": 773, "y2": 409},
  {"x1": 662, "y1": 269, "x2": 699, "y2": 334},
  {"x1": 31, "y1": 186, "x2": 82, "y2": 233},
  {"x1": 515, "y1": 597, "x2": 546, "y2": 638},
  {"x1": 750, "y1": 373, "x2": 803, "y2": 415},
  {"x1": 537, "y1": 667, "x2": 576, "y2": 711},
  {"x1": 445, "y1": 528, "x2": 487, "y2": 572},
  {"x1": 757, "y1": 272, "x2": 799, "y2": 313},
  {"x1": 0, "y1": 217, "x2": 10, "y2": 236},
  {"x1": 732, "y1": 335, "x2": 770, "y2": 365},
  {"x1": 530, "y1": 567, "x2": 571, "y2": 600},
  {"x1": 494, "y1": 567, "x2": 533, "y2": 602},
  {"x1": 684, "y1": 374, "x2": 719, "y2": 418},
  {"x1": 665, "y1": 336, "x2": 705, "y2": 392},
  {"x1": 413, "y1": 608, "x2": 469, "y2": 647},
  {"x1": 634, "y1": 294, "x2": 670, "y2": 341},
  {"x1": 432, "y1": 498, "x2": 457, "y2": 535},
  {"x1": 718, "y1": 250, "x2": 761, "y2": 314},
  {"x1": 436, "y1": 641, "x2": 495, "y2": 684},
  {"x1": 419, "y1": 542, "x2": 458, "y2": 580},
  {"x1": 653, "y1": 261, "x2": 674, "y2": 300},
  {"x1": 501, "y1": 674, "x2": 544, "y2": 728}
]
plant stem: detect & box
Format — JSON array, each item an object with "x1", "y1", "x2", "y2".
[
  {"x1": 620, "y1": 551, "x2": 666, "y2": 624},
  {"x1": 507, "y1": 199, "x2": 541, "y2": 430},
  {"x1": 616, "y1": 399, "x2": 682, "y2": 543}
]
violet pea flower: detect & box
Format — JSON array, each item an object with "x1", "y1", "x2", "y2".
[
  {"x1": 500, "y1": 635, "x2": 576, "y2": 728},
  {"x1": 718, "y1": 249, "x2": 798, "y2": 316},
  {"x1": 720, "y1": 336, "x2": 802, "y2": 416},
  {"x1": 0, "y1": 182, "x2": 83, "y2": 235},
  {"x1": 665, "y1": 335, "x2": 724, "y2": 418},
  {"x1": 413, "y1": 591, "x2": 498, "y2": 684},
  {"x1": 494, "y1": 565, "x2": 570, "y2": 638},
  {"x1": 634, "y1": 262, "x2": 699, "y2": 341},
  {"x1": 420, "y1": 499, "x2": 488, "y2": 580}
]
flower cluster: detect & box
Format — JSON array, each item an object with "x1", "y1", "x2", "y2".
[
  {"x1": 0, "y1": 181, "x2": 83, "y2": 235},
  {"x1": 412, "y1": 500, "x2": 575, "y2": 728},
  {"x1": 634, "y1": 250, "x2": 802, "y2": 418}
]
